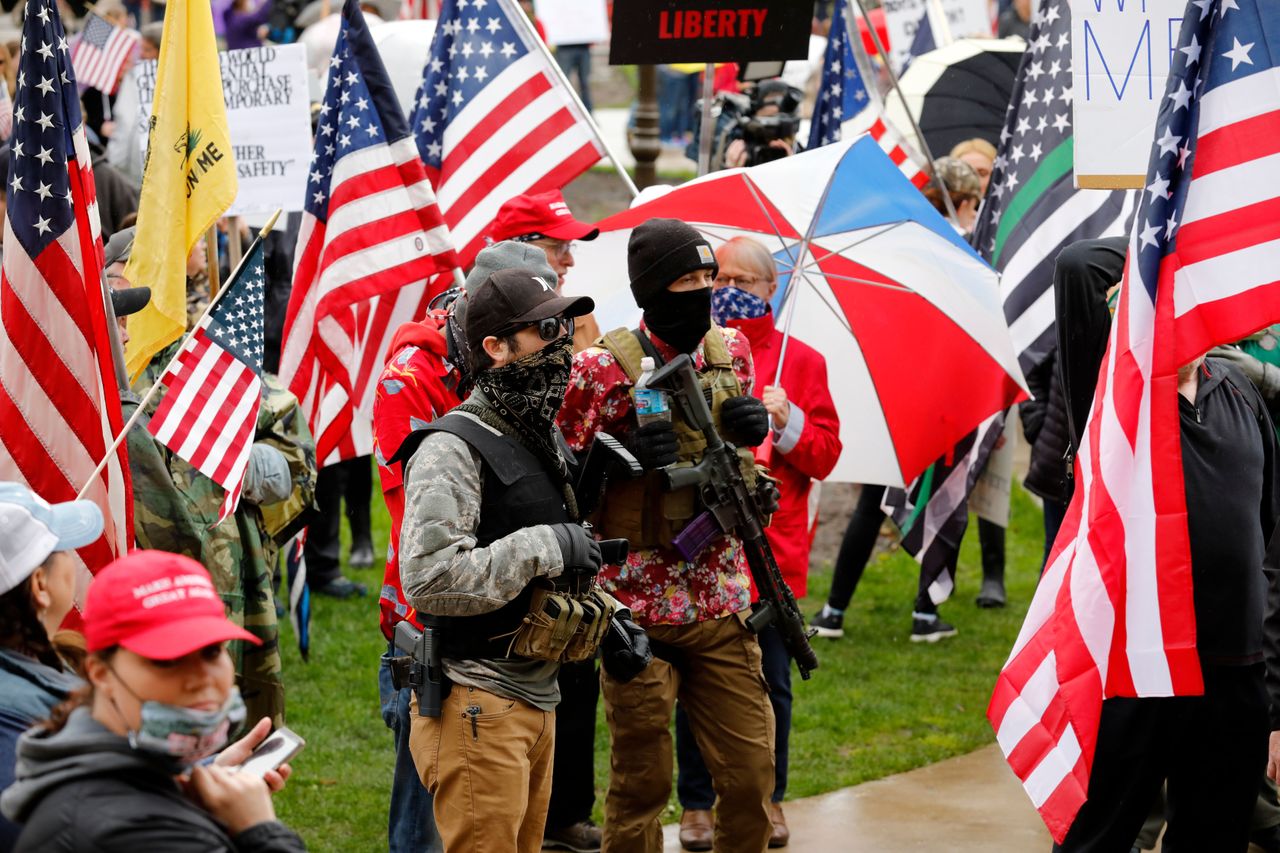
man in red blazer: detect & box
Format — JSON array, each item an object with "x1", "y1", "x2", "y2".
[{"x1": 674, "y1": 236, "x2": 843, "y2": 849}]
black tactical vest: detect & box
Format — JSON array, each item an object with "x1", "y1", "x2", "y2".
[{"x1": 417, "y1": 412, "x2": 572, "y2": 659}]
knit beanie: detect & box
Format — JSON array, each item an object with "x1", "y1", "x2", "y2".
[{"x1": 627, "y1": 218, "x2": 718, "y2": 308}]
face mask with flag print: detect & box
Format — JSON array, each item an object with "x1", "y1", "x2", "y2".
[{"x1": 711, "y1": 286, "x2": 770, "y2": 326}]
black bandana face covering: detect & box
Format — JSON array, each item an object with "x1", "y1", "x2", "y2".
[
  {"x1": 643, "y1": 287, "x2": 713, "y2": 353},
  {"x1": 474, "y1": 334, "x2": 574, "y2": 476}
]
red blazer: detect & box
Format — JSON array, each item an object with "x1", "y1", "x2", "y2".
[{"x1": 727, "y1": 313, "x2": 842, "y2": 598}]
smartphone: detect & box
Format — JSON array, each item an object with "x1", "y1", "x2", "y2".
[{"x1": 237, "y1": 726, "x2": 305, "y2": 778}]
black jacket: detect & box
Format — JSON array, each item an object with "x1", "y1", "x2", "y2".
[
  {"x1": 1021, "y1": 350, "x2": 1073, "y2": 505},
  {"x1": 0, "y1": 707, "x2": 306, "y2": 853}
]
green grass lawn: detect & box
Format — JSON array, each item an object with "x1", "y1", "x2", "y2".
[{"x1": 273, "y1": 474, "x2": 1044, "y2": 851}]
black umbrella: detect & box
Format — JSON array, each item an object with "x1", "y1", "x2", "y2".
[{"x1": 884, "y1": 38, "x2": 1026, "y2": 157}]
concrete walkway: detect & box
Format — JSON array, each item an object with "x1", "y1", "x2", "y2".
[{"x1": 659, "y1": 744, "x2": 1051, "y2": 852}]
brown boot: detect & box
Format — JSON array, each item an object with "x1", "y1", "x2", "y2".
[
  {"x1": 768, "y1": 801, "x2": 790, "y2": 848},
  {"x1": 678, "y1": 809, "x2": 714, "y2": 852}
]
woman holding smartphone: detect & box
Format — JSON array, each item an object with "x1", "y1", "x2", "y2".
[{"x1": 1, "y1": 550, "x2": 306, "y2": 852}]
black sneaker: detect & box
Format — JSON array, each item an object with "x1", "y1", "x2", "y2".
[
  {"x1": 809, "y1": 609, "x2": 844, "y2": 639},
  {"x1": 312, "y1": 575, "x2": 368, "y2": 599},
  {"x1": 544, "y1": 820, "x2": 602, "y2": 853},
  {"x1": 348, "y1": 541, "x2": 375, "y2": 569},
  {"x1": 975, "y1": 578, "x2": 1007, "y2": 608},
  {"x1": 910, "y1": 615, "x2": 957, "y2": 643}
]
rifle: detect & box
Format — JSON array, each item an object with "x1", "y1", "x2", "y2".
[
  {"x1": 573, "y1": 432, "x2": 642, "y2": 517},
  {"x1": 647, "y1": 354, "x2": 820, "y2": 679}
]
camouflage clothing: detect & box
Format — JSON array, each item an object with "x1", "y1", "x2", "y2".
[
  {"x1": 186, "y1": 272, "x2": 211, "y2": 330},
  {"x1": 400, "y1": 391, "x2": 566, "y2": 711},
  {"x1": 126, "y1": 342, "x2": 318, "y2": 726}
]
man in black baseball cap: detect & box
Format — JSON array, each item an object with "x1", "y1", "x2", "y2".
[{"x1": 465, "y1": 267, "x2": 594, "y2": 375}]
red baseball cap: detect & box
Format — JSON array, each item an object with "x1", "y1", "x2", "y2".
[
  {"x1": 489, "y1": 190, "x2": 600, "y2": 243},
  {"x1": 84, "y1": 550, "x2": 259, "y2": 659}
]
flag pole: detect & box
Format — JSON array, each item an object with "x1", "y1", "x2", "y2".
[
  {"x1": 76, "y1": 209, "x2": 282, "y2": 500},
  {"x1": 848, "y1": 0, "x2": 960, "y2": 226},
  {"x1": 505, "y1": 0, "x2": 639, "y2": 199}
]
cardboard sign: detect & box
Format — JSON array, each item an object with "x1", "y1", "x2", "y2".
[
  {"x1": 608, "y1": 0, "x2": 810, "y2": 65},
  {"x1": 136, "y1": 44, "x2": 312, "y2": 216},
  {"x1": 882, "y1": 0, "x2": 992, "y2": 73},
  {"x1": 1070, "y1": 0, "x2": 1186, "y2": 189},
  {"x1": 533, "y1": 0, "x2": 610, "y2": 46}
]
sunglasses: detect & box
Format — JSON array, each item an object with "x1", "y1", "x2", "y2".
[{"x1": 500, "y1": 315, "x2": 575, "y2": 342}]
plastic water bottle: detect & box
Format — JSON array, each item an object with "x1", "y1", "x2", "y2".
[{"x1": 634, "y1": 356, "x2": 672, "y2": 426}]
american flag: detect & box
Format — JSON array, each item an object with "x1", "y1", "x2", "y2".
[
  {"x1": 880, "y1": 0, "x2": 1134, "y2": 611},
  {"x1": 398, "y1": 0, "x2": 439, "y2": 19},
  {"x1": 147, "y1": 239, "x2": 267, "y2": 525},
  {"x1": 412, "y1": 0, "x2": 604, "y2": 266},
  {"x1": 278, "y1": 0, "x2": 458, "y2": 466},
  {"x1": 809, "y1": 2, "x2": 929, "y2": 189},
  {"x1": 0, "y1": 0, "x2": 132, "y2": 603},
  {"x1": 70, "y1": 12, "x2": 140, "y2": 94},
  {"x1": 990, "y1": 0, "x2": 1280, "y2": 841}
]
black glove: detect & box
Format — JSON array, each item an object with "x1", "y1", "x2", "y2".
[
  {"x1": 756, "y1": 479, "x2": 781, "y2": 516},
  {"x1": 602, "y1": 613, "x2": 652, "y2": 683},
  {"x1": 720, "y1": 395, "x2": 770, "y2": 447},
  {"x1": 627, "y1": 420, "x2": 678, "y2": 470},
  {"x1": 551, "y1": 523, "x2": 603, "y2": 581}
]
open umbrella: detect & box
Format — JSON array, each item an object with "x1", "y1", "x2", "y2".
[
  {"x1": 564, "y1": 135, "x2": 1028, "y2": 486},
  {"x1": 883, "y1": 37, "x2": 1025, "y2": 155}
]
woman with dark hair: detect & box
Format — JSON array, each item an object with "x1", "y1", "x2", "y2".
[
  {"x1": 1, "y1": 550, "x2": 306, "y2": 852},
  {"x1": 0, "y1": 483, "x2": 101, "y2": 849}
]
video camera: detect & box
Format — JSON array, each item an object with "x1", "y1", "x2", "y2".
[{"x1": 734, "y1": 79, "x2": 803, "y2": 167}]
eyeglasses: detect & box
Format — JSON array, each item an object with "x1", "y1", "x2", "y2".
[
  {"x1": 500, "y1": 315, "x2": 575, "y2": 341},
  {"x1": 715, "y1": 273, "x2": 762, "y2": 289},
  {"x1": 533, "y1": 239, "x2": 576, "y2": 260}
]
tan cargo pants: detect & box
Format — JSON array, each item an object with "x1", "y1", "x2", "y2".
[
  {"x1": 409, "y1": 684, "x2": 555, "y2": 853},
  {"x1": 602, "y1": 614, "x2": 775, "y2": 852}
]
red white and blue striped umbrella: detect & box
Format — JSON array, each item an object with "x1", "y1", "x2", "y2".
[{"x1": 565, "y1": 134, "x2": 1028, "y2": 486}]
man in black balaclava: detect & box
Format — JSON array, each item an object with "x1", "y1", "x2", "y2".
[{"x1": 556, "y1": 218, "x2": 777, "y2": 851}]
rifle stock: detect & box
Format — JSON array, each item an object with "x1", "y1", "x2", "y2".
[{"x1": 647, "y1": 355, "x2": 819, "y2": 679}]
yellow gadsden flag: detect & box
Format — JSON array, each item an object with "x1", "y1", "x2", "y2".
[{"x1": 123, "y1": 0, "x2": 237, "y2": 378}]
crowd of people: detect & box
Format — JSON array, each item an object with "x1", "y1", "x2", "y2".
[{"x1": 0, "y1": 0, "x2": 1279, "y2": 852}]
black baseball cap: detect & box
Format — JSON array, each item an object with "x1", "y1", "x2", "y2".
[
  {"x1": 110, "y1": 286, "x2": 151, "y2": 317},
  {"x1": 466, "y1": 268, "x2": 594, "y2": 343}
]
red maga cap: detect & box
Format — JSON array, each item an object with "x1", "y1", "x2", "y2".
[
  {"x1": 489, "y1": 190, "x2": 600, "y2": 243},
  {"x1": 84, "y1": 550, "x2": 260, "y2": 659}
]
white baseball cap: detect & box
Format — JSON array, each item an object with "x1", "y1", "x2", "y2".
[{"x1": 0, "y1": 482, "x2": 103, "y2": 596}]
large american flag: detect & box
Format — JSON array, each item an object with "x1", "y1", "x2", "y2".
[
  {"x1": 989, "y1": 0, "x2": 1280, "y2": 841},
  {"x1": 809, "y1": 1, "x2": 929, "y2": 189},
  {"x1": 70, "y1": 12, "x2": 140, "y2": 94},
  {"x1": 147, "y1": 239, "x2": 267, "y2": 525},
  {"x1": 0, "y1": 0, "x2": 132, "y2": 603},
  {"x1": 278, "y1": 0, "x2": 458, "y2": 466},
  {"x1": 412, "y1": 0, "x2": 604, "y2": 266}
]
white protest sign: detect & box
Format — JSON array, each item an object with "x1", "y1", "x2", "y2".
[
  {"x1": 136, "y1": 44, "x2": 312, "y2": 216},
  {"x1": 533, "y1": 0, "x2": 610, "y2": 47},
  {"x1": 1069, "y1": 0, "x2": 1186, "y2": 189},
  {"x1": 881, "y1": 0, "x2": 992, "y2": 72}
]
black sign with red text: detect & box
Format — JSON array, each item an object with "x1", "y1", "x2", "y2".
[{"x1": 607, "y1": 0, "x2": 811, "y2": 66}]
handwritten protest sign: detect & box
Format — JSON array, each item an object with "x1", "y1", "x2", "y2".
[
  {"x1": 136, "y1": 44, "x2": 311, "y2": 215},
  {"x1": 881, "y1": 0, "x2": 991, "y2": 72},
  {"x1": 1069, "y1": 0, "x2": 1186, "y2": 188}
]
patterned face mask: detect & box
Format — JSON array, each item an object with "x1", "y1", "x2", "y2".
[
  {"x1": 711, "y1": 286, "x2": 770, "y2": 326},
  {"x1": 475, "y1": 335, "x2": 575, "y2": 479}
]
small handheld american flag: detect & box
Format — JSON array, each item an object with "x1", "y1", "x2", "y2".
[
  {"x1": 70, "y1": 12, "x2": 140, "y2": 94},
  {"x1": 147, "y1": 239, "x2": 267, "y2": 525}
]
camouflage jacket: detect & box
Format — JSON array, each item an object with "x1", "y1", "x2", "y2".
[
  {"x1": 399, "y1": 391, "x2": 566, "y2": 709},
  {"x1": 125, "y1": 342, "x2": 318, "y2": 726}
]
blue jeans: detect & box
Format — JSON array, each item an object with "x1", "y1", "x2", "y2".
[
  {"x1": 379, "y1": 647, "x2": 442, "y2": 853},
  {"x1": 675, "y1": 624, "x2": 791, "y2": 807},
  {"x1": 555, "y1": 44, "x2": 593, "y2": 114}
]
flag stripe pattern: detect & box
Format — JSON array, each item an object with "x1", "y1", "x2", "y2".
[
  {"x1": 279, "y1": 0, "x2": 458, "y2": 467},
  {"x1": 412, "y1": 0, "x2": 604, "y2": 267},
  {"x1": 809, "y1": 3, "x2": 930, "y2": 189},
  {"x1": 70, "y1": 12, "x2": 140, "y2": 94},
  {"x1": 147, "y1": 240, "x2": 267, "y2": 524},
  {"x1": 0, "y1": 0, "x2": 131, "y2": 606},
  {"x1": 990, "y1": 0, "x2": 1280, "y2": 841}
]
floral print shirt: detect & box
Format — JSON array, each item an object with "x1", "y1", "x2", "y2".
[{"x1": 557, "y1": 323, "x2": 756, "y2": 627}]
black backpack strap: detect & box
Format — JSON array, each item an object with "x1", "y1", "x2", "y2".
[{"x1": 631, "y1": 328, "x2": 664, "y2": 366}]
